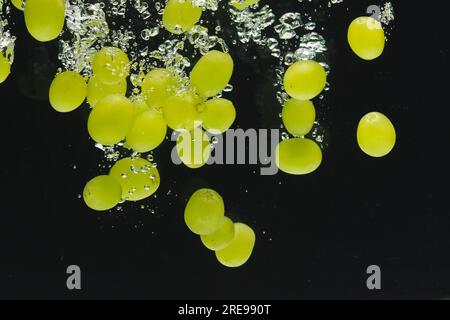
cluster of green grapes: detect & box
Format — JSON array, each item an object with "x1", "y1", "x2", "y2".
[
  {"x1": 185, "y1": 188, "x2": 256, "y2": 267},
  {"x1": 275, "y1": 14, "x2": 396, "y2": 176}
]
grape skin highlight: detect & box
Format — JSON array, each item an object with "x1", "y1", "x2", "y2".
[
  {"x1": 357, "y1": 112, "x2": 396, "y2": 157},
  {"x1": 282, "y1": 99, "x2": 316, "y2": 137},
  {"x1": 87, "y1": 94, "x2": 135, "y2": 145},
  {"x1": 215, "y1": 223, "x2": 256, "y2": 268},
  {"x1": 184, "y1": 188, "x2": 225, "y2": 236},
  {"x1": 109, "y1": 157, "x2": 160, "y2": 201},
  {"x1": 83, "y1": 175, "x2": 122, "y2": 211},
  {"x1": 283, "y1": 60, "x2": 326, "y2": 101},
  {"x1": 348, "y1": 16, "x2": 385, "y2": 61},
  {"x1": 275, "y1": 138, "x2": 322, "y2": 175},
  {"x1": 190, "y1": 50, "x2": 234, "y2": 98},
  {"x1": 49, "y1": 71, "x2": 87, "y2": 113},
  {"x1": 24, "y1": 0, "x2": 65, "y2": 42}
]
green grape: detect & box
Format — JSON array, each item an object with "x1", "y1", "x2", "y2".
[
  {"x1": 215, "y1": 223, "x2": 255, "y2": 268},
  {"x1": 0, "y1": 54, "x2": 11, "y2": 84},
  {"x1": 87, "y1": 94, "x2": 134, "y2": 145},
  {"x1": 126, "y1": 110, "x2": 167, "y2": 153},
  {"x1": 141, "y1": 68, "x2": 178, "y2": 111},
  {"x1": 281, "y1": 99, "x2": 316, "y2": 137},
  {"x1": 190, "y1": 50, "x2": 234, "y2": 98},
  {"x1": 24, "y1": 0, "x2": 65, "y2": 42},
  {"x1": 348, "y1": 16, "x2": 385, "y2": 61},
  {"x1": 162, "y1": 0, "x2": 202, "y2": 35},
  {"x1": 49, "y1": 71, "x2": 87, "y2": 113},
  {"x1": 176, "y1": 127, "x2": 211, "y2": 169},
  {"x1": 201, "y1": 217, "x2": 235, "y2": 251},
  {"x1": 87, "y1": 75, "x2": 127, "y2": 108},
  {"x1": 92, "y1": 47, "x2": 130, "y2": 85},
  {"x1": 231, "y1": 0, "x2": 261, "y2": 10},
  {"x1": 109, "y1": 157, "x2": 160, "y2": 201},
  {"x1": 131, "y1": 98, "x2": 150, "y2": 118},
  {"x1": 184, "y1": 188, "x2": 225, "y2": 235},
  {"x1": 283, "y1": 60, "x2": 326, "y2": 101},
  {"x1": 357, "y1": 112, "x2": 396, "y2": 157},
  {"x1": 275, "y1": 138, "x2": 322, "y2": 175},
  {"x1": 11, "y1": 0, "x2": 25, "y2": 11},
  {"x1": 201, "y1": 98, "x2": 236, "y2": 134},
  {"x1": 162, "y1": 92, "x2": 202, "y2": 131},
  {"x1": 83, "y1": 175, "x2": 122, "y2": 211}
]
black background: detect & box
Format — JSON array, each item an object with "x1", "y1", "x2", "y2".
[{"x1": 0, "y1": 0, "x2": 449, "y2": 300}]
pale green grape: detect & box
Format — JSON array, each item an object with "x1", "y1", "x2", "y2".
[
  {"x1": 11, "y1": 0, "x2": 25, "y2": 11},
  {"x1": 283, "y1": 60, "x2": 326, "y2": 101},
  {"x1": 275, "y1": 138, "x2": 322, "y2": 175},
  {"x1": 87, "y1": 75, "x2": 127, "y2": 108},
  {"x1": 162, "y1": 92, "x2": 202, "y2": 131},
  {"x1": 141, "y1": 68, "x2": 178, "y2": 111},
  {"x1": 201, "y1": 98, "x2": 236, "y2": 134},
  {"x1": 215, "y1": 223, "x2": 255, "y2": 268},
  {"x1": 281, "y1": 99, "x2": 316, "y2": 137},
  {"x1": 0, "y1": 54, "x2": 11, "y2": 84},
  {"x1": 49, "y1": 71, "x2": 87, "y2": 113},
  {"x1": 109, "y1": 157, "x2": 160, "y2": 201},
  {"x1": 132, "y1": 98, "x2": 150, "y2": 118},
  {"x1": 348, "y1": 16, "x2": 385, "y2": 61},
  {"x1": 24, "y1": 0, "x2": 65, "y2": 42},
  {"x1": 162, "y1": 0, "x2": 202, "y2": 35},
  {"x1": 184, "y1": 188, "x2": 225, "y2": 235},
  {"x1": 190, "y1": 50, "x2": 234, "y2": 98},
  {"x1": 357, "y1": 112, "x2": 396, "y2": 157},
  {"x1": 231, "y1": 0, "x2": 261, "y2": 10},
  {"x1": 201, "y1": 217, "x2": 235, "y2": 251},
  {"x1": 126, "y1": 110, "x2": 167, "y2": 153},
  {"x1": 92, "y1": 47, "x2": 130, "y2": 85},
  {"x1": 83, "y1": 175, "x2": 122, "y2": 211},
  {"x1": 87, "y1": 94, "x2": 134, "y2": 145},
  {"x1": 176, "y1": 127, "x2": 211, "y2": 169}
]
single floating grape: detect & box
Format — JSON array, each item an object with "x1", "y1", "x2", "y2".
[
  {"x1": 162, "y1": 0, "x2": 202, "y2": 35},
  {"x1": 109, "y1": 157, "x2": 160, "y2": 201},
  {"x1": 201, "y1": 98, "x2": 236, "y2": 134},
  {"x1": 141, "y1": 68, "x2": 178, "y2": 111},
  {"x1": 231, "y1": 0, "x2": 261, "y2": 11},
  {"x1": 49, "y1": 71, "x2": 87, "y2": 113},
  {"x1": 201, "y1": 217, "x2": 235, "y2": 251},
  {"x1": 92, "y1": 47, "x2": 130, "y2": 85},
  {"x1": 83, "y1": 175, "x2": 122, "y2": 211},
  {"x1": 162, "y1": 92, "x2": 202, "y2": 131},
  {"x1": 282, "y1": 99, "x2": 316, "y2": 137},
  {"x1": 185, "y1": 188, "x2": 225, "y2": 235},
  {"x1": 275, "y1": 138, "x2": 322, "y2": 175},
  {"x1": 11, "y1": 0, "x2": 25, "y2": 11},
  {"x1": 0, "y1": 54, "x2": 11, "y2": 84},
  {"x1": 283, "y1": 60, "x2": 326, "y2": 101},
  {"x1": 176, "y1": 127, "x2": 211, "y2": 169},
  {"x1": 87, "y1": 75, "x2": 127, "y2": 108},
  {"x1": 357, "y1": 112, "x2": 396, "y2": 157},
  {"x1": 24, "y1": 0, "x2": 65, "y2": 42},
  {"x1": 87, "y1": 94, "x2": 134, "y2": 145},
  {"x1": 215, "y1": 222, "x2": 255, "y2": 268},
  {"x1": 348, "y1": 16, "x2": 385, "y2": 61},
  {"x1": 190, "y1": 50, "x2": 234, "y2": 98},
  {"x1": 126, "y1": 110, "x2": 167, "y2": 153}
]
